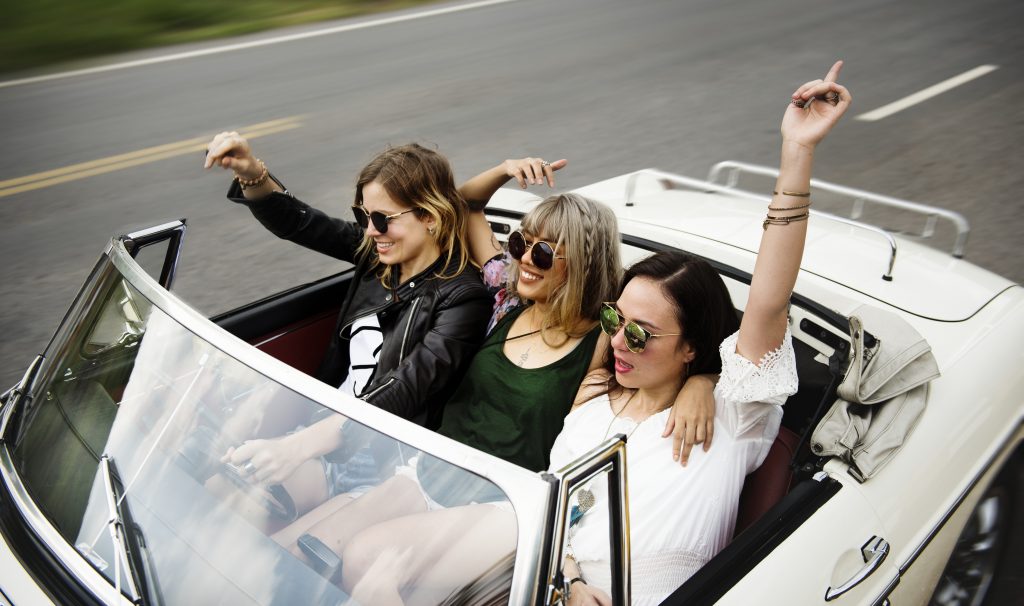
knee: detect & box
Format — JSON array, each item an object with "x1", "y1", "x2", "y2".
[
  {"x1": 340, "y1": 530, "x2": 377, "y2": 591},
  {"x1": 341, "y1": 530, "x2": 404, "y2": 596}
]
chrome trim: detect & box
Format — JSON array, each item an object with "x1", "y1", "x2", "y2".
[
  {"x1": 121, "y1": 220, "x2": 187, "y2": 244},
  {"x1": 102, "y1": 239, "x2": 553, "y2": 602},
  {"x1": 824, "y1": 536, "x2": 890, "y2": 601},
  {"x1": 544, "y1": 436, "x2": 630, "y2": 606},
  {"x1": 0, "y1": 445, "x2": 136, "y2": 605},
  {"x1": 118, "y1": 219, "x2": 187, "y2": 290},
  {"x1": 706, "y1": 161, "x2": 970, "y2": 257},
  {"x1": 898, "y1": 417, "x2": 1024, "y2": 574},
  {"x1": 624, "y1": 168, "x2": 902, "y2": 280},
  {"x1": 871, "y1": 574, "x2": 899, "y2": 606},
  {"x1": 0, "y1": 355, "x2": 44, "y2": 443}
]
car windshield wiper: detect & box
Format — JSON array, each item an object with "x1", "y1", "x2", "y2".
[{"x1": 100, "y1": 455, "x2": 163, "y2": 606}]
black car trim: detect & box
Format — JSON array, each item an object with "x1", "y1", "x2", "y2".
[
  {"x1": 211, "y1": 270, "x2": 354, "y2": 342},
  {"x1": 659, "y1": 476, "x2": 842, "y2": 605}
]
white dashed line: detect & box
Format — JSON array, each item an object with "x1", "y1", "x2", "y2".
[{"x1": 856, "y1": 64, "x2": 999, "y2": 122}]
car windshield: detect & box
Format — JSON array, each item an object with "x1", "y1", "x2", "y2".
[{"x1": 5, "y1": 257, "x2": 523, "y2": 605}]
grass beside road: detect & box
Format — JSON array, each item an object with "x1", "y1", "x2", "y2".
[{"x1": 1, "y1": 0, "x2": 440, "y2": 75}]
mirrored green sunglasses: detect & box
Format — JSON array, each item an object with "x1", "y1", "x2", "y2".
[{"x1": 599, "y1": 302, "x2": 681, "y2": 353}]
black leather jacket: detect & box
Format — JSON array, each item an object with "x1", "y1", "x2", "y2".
[{"x1": 229, "y1": 181, "x2": 492, "y2": 429}]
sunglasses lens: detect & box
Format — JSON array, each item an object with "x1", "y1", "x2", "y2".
[
  {"x1": 508, "y1": 232, "x2": 526, "y2": 260},
  {"x1": 352, "y1": 206, "x2": 369, "y2": 229},
  {"x1": 599, "y1": 305, "x2": 621, "y2": 336},
  {"x1": 369, "y1": 212, "x2": 390, "y2": 234},
  {"x1": 531, "y1": 241, "x2": 554, "y2": 270},
  {"x1": 624, "y1": 322, "x2": 648, "y2": 353}
]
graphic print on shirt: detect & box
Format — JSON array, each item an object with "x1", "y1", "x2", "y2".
[{"x1": 338, "y1": 314, "x2": 384, "y2": 397}]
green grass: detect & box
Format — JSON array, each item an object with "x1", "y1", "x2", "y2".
[{"x1": 0, "y1": 0, "x2": 441, "y2": 75}]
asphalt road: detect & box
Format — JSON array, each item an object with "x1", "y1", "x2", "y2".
[
  {"x1": 2, "y1": 0, "x2": 1023, "y2": 387},
  {"x1": 0, "y1": 1, "x2": 1022, "y2": 599}
]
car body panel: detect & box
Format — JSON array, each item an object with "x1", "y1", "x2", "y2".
[
  {"x1": 715, "y1": 470, "x2": 899, "y2": 605},
  {"x1": 570, "y1": 174, "x2": 1014, "y2": 322}
]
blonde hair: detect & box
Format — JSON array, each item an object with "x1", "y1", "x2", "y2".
[
  {"x1": 353, "y1": 143, "x2": 471, "y2": 286},
  {"x1": 511, "y1": 193, "x2": 622, "y2": 343}
]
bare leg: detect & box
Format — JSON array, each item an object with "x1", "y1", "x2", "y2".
[
  {"x1": 342, "y1": 504, "x2": 517, "y2": 606},
  {"x1": 291, "y1": 475, "x2": 427, "y2": 564},
  {"x1": 271, "y1": 492, "x2": 358, "y2": 549}
]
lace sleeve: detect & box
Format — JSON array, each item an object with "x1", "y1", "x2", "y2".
[{"x1": 715, "y1": 329, "x2": 798, "y2": 440}]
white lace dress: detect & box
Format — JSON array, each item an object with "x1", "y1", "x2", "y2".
[{"x1": 547, "y1": 330, "x2": 798, "y2": 605}]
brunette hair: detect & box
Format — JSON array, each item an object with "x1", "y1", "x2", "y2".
[
  {"x1": 511, "y1": 193, "x2": 622, "y2": 343},
  {"x1": 353, "y1": 143, "x2": 470, "y2": 285},
  {"x1": 591, "y1": 251, "x2": 740, "y2": 393}
]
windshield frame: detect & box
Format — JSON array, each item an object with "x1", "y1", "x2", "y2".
[{"x1": 1, "y1": 235, "x2": 558, "y2": 605}]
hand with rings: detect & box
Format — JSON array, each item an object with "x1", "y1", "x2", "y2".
[
  {"x1": 223, "y1": 436, "x2": 308, "y2": 485},
  {"x1": 501, "y1": 157, "x2": 569, "y2": 189},
  {"x1": 783, "y1": 60, "x2": 852, "y2": 148}
]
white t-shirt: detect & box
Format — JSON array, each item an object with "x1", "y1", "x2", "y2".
[
  {"x1": 548, "y1": 329, "x2": 798, "y2": 605},
  {"x1": 338, "y1": 314, "x2": 384, "y2": 397}
]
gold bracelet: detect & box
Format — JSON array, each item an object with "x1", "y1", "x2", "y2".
[
  {"x1": 762, "y1": 212, "x2": 809, "y2": 230},
  {"x1": 773, "y1": 190, "x2": 811, "y2": 197},
  {"x1": 236, "y1": 160, "x2": 269, "y2": 189},
  {"x1": 767, "y1": 201, "x2": 811, "y2": 211}
]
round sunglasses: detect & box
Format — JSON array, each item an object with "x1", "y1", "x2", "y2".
[
  {"x1": 599, "y1": 302, "x2": 682, "y2": 353},
  {"x1": 351, "y1": 205, "x2": 418, "y2": 234},
  {"x1": 508, "y1": 231, "x2": 565, "y2": 270}
]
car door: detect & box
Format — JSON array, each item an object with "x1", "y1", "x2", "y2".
[{"x1": 708, "y1": 464, "x2": 899, "y2": 605}]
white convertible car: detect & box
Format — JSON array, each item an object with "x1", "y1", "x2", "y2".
[{"x1": 1, "y1": 162, "x2": 1021, "y2": 605}]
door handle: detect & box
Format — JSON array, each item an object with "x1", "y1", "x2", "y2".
[{"x1": 825, "y1": 536, "x2": 889, "y2": 601}]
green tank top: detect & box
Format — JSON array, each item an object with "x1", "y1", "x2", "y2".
[{"x1": 438, "y1": 306, "x2": 601, "y2": 472}]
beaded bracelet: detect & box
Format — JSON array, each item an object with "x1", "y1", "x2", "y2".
[
  {"x1": 236, "y1": 160, "x2": 269, "y2": 189},
  {"x1": 763, "y1": 211, "x2": 810, "y2": 230}
]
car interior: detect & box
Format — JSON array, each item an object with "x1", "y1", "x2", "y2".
[
  {"x1": 209, "y1": 213, "x2": 855, "y2": 604},
  {"x1": 2, "y1": 210, "x2": 855, "y2": 604}
]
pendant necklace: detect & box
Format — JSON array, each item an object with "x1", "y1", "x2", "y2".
[
  {"x1": 573, "y1": 390, "x2": 643, "y2": 523},
  {"x1": 509, "y1": 308, "x2": 557, "y2": 367},
  {"x1": 504, "y1": 328, "x2": 541, "y2": 367}
]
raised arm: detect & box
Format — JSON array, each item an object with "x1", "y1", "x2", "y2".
[
  {"x1": 736, "y1": 61, "x2": 852, "y2": 364},
  {"x1": 459, "y1": 158, "x2": 567, "y2": 267}
]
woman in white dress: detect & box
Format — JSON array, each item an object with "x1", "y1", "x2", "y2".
[{"x1": 558, "y1": 61, "x2": 852, "y2": 606}]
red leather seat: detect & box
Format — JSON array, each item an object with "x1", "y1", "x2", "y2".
[{"x1": 734, "y1": 426, "x2": 801, "y2": 535}]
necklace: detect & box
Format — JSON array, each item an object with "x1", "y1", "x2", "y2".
[
  {"x1": 503, "y1": 328, "x2": 542, "y2": 367},
  {"x1": 574, "y1": 391, "x2": 643, "y2": 519}
]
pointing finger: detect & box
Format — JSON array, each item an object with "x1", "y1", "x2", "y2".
[
  {"x1": 824, "y1": 59, "x2": 843, "y2": 83},
  {"x1": 545, "y1": 158, "x2": 568, "y2": 187}
]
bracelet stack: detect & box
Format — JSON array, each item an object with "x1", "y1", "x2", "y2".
[
  {"x1": 763, "y1": 190, "x2": 811, "y2": 230},
  {"x1": 236, "y1": 159, "x2": 269, "y2": 190}
]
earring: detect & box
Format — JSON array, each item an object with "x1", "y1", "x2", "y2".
[{"x1": 427, "y1": 226, "x2": 436, "y2": 236}]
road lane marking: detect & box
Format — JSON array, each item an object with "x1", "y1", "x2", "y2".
[
  {"x1": 0, "y1": 0, "x2": 522, "y2": 89},
  {"x1": 0, "y1": 117, "x2": 302, "y2": 198},
  {"x1": 856, "y1": 65, "x2": 999, "y2": 122}
]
